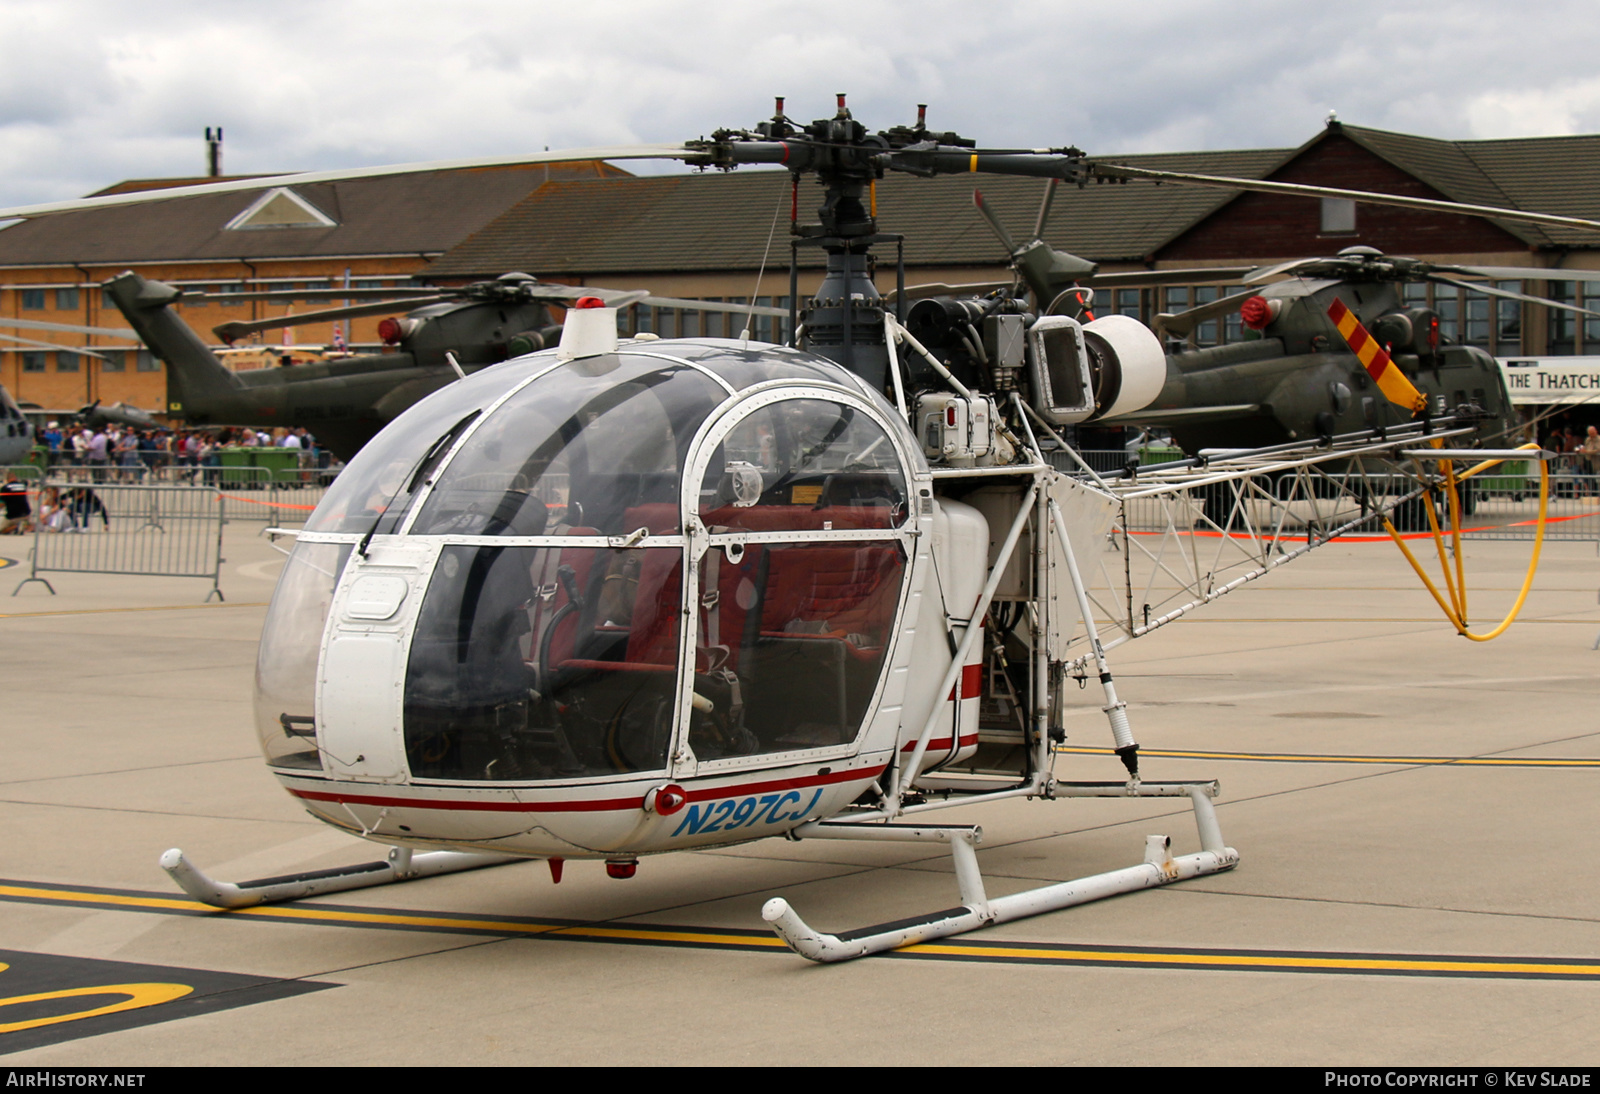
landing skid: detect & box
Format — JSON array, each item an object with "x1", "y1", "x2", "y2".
[
  {"x1": 160, "y1": 846, "x2": 520, "y2": 908},
  {"x1": 763, "y1": 781, "x2": 1236, "y2": 963}
]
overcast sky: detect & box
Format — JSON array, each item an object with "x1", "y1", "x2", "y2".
[{"x1": 3, "y1": 0, "x2": 1599, "y2": 207}]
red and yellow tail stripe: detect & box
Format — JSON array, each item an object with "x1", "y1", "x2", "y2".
[{"x1": 1327, "y1": 298, "x2": 1428, "y2": 415}]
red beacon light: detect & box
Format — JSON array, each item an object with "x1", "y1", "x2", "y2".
[{"x1": 1240, "y1": 296, "x2": 1281, "y2": 331}]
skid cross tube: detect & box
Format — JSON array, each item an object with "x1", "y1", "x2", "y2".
[{"x1": 762, "y1": 784, "x2": 1236, "y2": 962}]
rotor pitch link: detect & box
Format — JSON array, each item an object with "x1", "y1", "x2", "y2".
[
  {"x1": 159, "y1": 846, "x2": 522, "y2": 909},
  {"x1": 763, "y1": 789, "x2": 1237, "y2": 962}
]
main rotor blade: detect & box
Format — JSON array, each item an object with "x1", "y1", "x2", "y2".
[
  {"x1": 0, "y1": 144, "x2": 695, "y2": 221},
  {"x1": 213, "y1": 296, "x2": 451, "y2": 341},
  {"x1": 0, "y1": 316, "x2": 137, "y2": 338},
  {"x1": 1244, "y1": 258, "x2": 1321, "y2": 284},
  {"x1": 1093, "y1": 163, "x2": 1600, "y2": 236},
  {"x1": 1153, "y1": 287, "x2": 1261, "y2": 339},
  {"x1": 883, "y1": 280, "x2": 1017, "y2": 302},
  {"x1": 0, "y1": 331, "x2": 107, "y2": 359},
  {"x1": 1428, "y1": 274, "x2": 1600, "y2": 317},
  {"x1": 1087, "y1": 266, "x2": 1256, "y2": 288},
  {"x1": 186, "y1": 287, "x2": 444, "y2": 303},
  {"x1": 636, "y1": 295, "x2": 787, "y2": 317},
  {"x1": 1450, "y1": 265, "x2": 1600, "y2": 283}
]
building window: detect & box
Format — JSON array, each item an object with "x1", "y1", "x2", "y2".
[
  {"x1": 1546, "y1": 282, "x2": 1576, "y2": 356},
  {"x1": 21, "y1": 289, "x2": 44, "y2": 310},
  {"x1": 102, "y1": 351, "x2": 125, "y2": 373},
  {"x1": 55, "y1": 288, "x2": 79, "y2": 311},
  {"x1": 1321, "y1": 198, "x2": 1356, "y2": 234},
  {"x1": 56, "y1": 351, "x2": 79, "y2": 373},
  {"x1": 1192, "y1": 285, "x2": 1220, "y2": 347},
  {"x1": 136, "y1": 350, "x2": 160, "y2": 372},
  {"x1": 21, "y1": 351, "x2": 45, "y2": 372}
]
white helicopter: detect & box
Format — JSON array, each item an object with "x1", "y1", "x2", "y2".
[{"x1": 0, "y1": 100, "x2": 1579, "y2": 962}]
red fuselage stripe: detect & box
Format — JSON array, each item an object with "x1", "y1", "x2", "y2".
[{"x1": 288, "y1": 763, "x2": 886, "y2": 814}]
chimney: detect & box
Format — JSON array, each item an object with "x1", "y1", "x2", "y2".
[{"x1": 205, "y1": 127, "x2": 223, "y2": 177}]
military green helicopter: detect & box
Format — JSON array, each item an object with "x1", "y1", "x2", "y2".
[
  {"x1": 101, "y1": 270, "x2": 785, "y2": 461},
  {"x1": 911, "y1": 187, "x2": 1600, "y2": 464}
]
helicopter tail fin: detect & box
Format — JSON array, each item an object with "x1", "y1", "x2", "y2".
[{"x1": 103, "y1": 271, "x2": 243, "y2": 419}]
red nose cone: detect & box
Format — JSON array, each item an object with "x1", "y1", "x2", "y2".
[
  {"x1": 606, "y1": 858, "x2": 638, "y2": 880},
  {"x1": 1240, "y1": 296, "x2": 1274, "y2": 330},
  {"x1": 574, "y1": 296, "x2": 606, "y2": 310},
  {"x1": 377, "y1": 317, "x2": 402, "y2": 344}
]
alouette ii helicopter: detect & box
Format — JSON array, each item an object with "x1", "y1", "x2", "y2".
[{"x1": 1, "y1": 99, "x2": 1588, "y2": 962}]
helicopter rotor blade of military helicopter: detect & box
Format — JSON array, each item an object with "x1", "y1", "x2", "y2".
[
  {"x1": 186, "y1": 287, "x2": 449, "y2": 304},
  {"x1": 1426, "y1": 274, "x2": 1600, "y2": 317},
  {"x1": 971, "y1": 190, "x2": 1022, "y2": 255},
  {"x1": 1243, "y1": 258, "x2": 1318, "y2": 284},
  {"x1": 1088, "y1": 267, "x2": 1258, "y2": 288},
  {"x1": 0, "y1": 144, "x2": 698, "y2": 222},
  {"x1": 1152, "y1": 287, "x2": 1264, "y2": 340},
  {"x1": 213, "y1": 297, "x2": 454, "y2": 342},
  {"x1": 636, "y1": 296, "x2": 788, "y2": 318},
  {"x1": 1091, "y1": 163, "x2": 1600, "y2": 236},
  {"x1": 0, "y1": 315, "x2": 137, "y2": 339},
  {"x1": 1437, "y1": 265, "x2": 1600, "y2": 282},
  {"x1": 883, "y1": 280, "x2": 1017, "y2": 303},
  {"x1": 1032, "y1": 177, "x2": 1059, "y2": 241},
  {"x1": 0, "y1": 331, "x2": 108, "y2": 359}
]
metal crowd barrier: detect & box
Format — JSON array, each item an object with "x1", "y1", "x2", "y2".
[
  {"x1": 196, "y1": 465, "x2": 336, "y2": 525},
  {"x1": 10, "y1": 481, "x2": 226, "y2": 601}
]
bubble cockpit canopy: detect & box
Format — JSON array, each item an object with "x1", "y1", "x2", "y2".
[{"x1": 258, "y1": 341, "x2": 924, "y2": 785}]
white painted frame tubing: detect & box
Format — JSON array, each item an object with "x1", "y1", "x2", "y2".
[{"x1": 160, "y1": 846, "x2": 520, "y2": 909}]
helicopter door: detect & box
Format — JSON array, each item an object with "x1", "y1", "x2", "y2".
[
  {"x1": 679, "y1": 392, "x2": 912, "y2": 772},
  {"x1": 317, "y1": 542, "x2": 437, "y2": 783}
]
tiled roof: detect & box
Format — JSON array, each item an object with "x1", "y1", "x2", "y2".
[
  {"x1": 0, "y1": 161, "x2": 628, "y2": 267},
  {"x1": 428, "y1": 146, "x2": 1290, "y2": 278}
]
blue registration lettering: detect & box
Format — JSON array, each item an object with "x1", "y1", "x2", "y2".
[{"x1": 672, "y1": 801, "x2": 721, "y2": 837}]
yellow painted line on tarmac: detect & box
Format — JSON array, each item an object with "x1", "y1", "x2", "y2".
[
  {"x1": 1055, "y1": 746, "x2": 1600, "y2": 767},
  {"x1": 1150, "y1": 617, "x2": 1596, "y2": 624},
  {"x1": 4, "y1": 879, "x2": 1599, "y2": 978},
  {"x1": 0, "y1": 601, "x2": 267, "y2": 619}
]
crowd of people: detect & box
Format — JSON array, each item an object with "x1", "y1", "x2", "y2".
[
  {"x1": 32, "y1": 423, "x2": 324, "y2": 482},
  {"x1": 0, "y1": 424, "x2": 330, "y2": 536}
]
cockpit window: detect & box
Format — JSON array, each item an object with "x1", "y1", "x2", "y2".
[
  {"x1": 304, "y1": 357, "x2": 544, "y2": 534},
  {"x1": 412, "y1": 359, "x2": 724, "y2": 536},
  {"x1": 404, "y1": 543, "x2": 682, "y2": 781},
  {"x1": 699, "y1": 398, "x2": 908, "y2": 529}
]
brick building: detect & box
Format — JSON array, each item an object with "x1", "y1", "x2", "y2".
[{"x1": 0, "y1": 159, "x2": 626, "y2": 414}]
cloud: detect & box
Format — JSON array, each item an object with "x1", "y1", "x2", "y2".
[{"x1": 2, "y1": 0, "x2": 1600, "y2": 206}]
